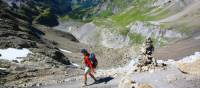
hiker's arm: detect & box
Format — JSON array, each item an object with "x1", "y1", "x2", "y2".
[{"x1": 81, "y1": 59, "x2": 84, "y2": 69}]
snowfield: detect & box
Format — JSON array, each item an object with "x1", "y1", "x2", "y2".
[
  {"x1": 0, "y1": 48, "x2": 31, "y2": 62},
  {"x1": 59, "y1": 48, "x2": 72, "y2": 53}
]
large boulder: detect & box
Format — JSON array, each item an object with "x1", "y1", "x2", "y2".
[
  {"x1": 177, "y1": 59, "x2": 200, "y2": 75},
  {"x1": 118, "y1": 78, "x2": 135, "y2": 88},
  {"x1": 177, "y1": 52, "x2": 200, "y2": 75},
  {"x1": 31, "y1": 48, "x2": 70, "y2": 65},
  {"x1": 136, "y1": 83, "x2": 153, "y2": 88},
  {"x1": 118, "y1": 78, "x2": 153, "y2": 88}
]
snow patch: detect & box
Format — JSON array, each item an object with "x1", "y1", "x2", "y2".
[
  {"x1": 71, "y1": 63, "x2": 80, "y2": 67},
  {"x1": 157, "y1": 52, "x2": 200, "y2": 65},
  {"x1": 0, "y1": 68, "x2": 7, "y2": 70},
  {"x1": 194, "y1": 36, "x2": 200, "y2": 40},
  {"x1": 157, "y1": 59, "x2": 176, "y2": 65},
  {"x1": 178, "y1": 52, "x2": 200, "y2": 63},
  {"x1": 59, "y1": 48, "x2": 72, "y2": 53},
  {"x1": 0, "y1": 48, "x2": 31, "y2": 62}
]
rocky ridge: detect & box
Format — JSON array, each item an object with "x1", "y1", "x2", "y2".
[{"x1": 0, "y1": 1, "x2": 72, "y2": 87}]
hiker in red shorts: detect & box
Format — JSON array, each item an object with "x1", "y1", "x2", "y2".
[{"x1": 81, "y1": 48, "x2": 97, "y2": 86}]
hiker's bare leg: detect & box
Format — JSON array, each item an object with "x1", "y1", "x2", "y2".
[
  {"x1": 83, "y1": 74, "x2": 87, "y2": 84},
  {"x1": 89, "y1": 73, "x2": 96, "y2": 81}
]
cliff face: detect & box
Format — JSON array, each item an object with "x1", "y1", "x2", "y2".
[{"x1": 0, "y1": 1, "x2": 39, "y2": 49}]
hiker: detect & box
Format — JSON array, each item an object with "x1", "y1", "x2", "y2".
[{"x1": 81, "y1": 48, "x2": 97, "y2": 86}]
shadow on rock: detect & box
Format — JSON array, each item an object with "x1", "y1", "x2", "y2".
[{"x1": 88, "y1": 76, "x2": 114, "y2": 86}]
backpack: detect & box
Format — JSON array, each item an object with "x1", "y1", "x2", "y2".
[{"x1": 89, "y1": 53, "x2": 98, "y2": 68}]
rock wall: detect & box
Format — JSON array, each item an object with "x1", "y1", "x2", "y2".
[
  {"x1": 0, "y1": 2, "x2": 71, "y2": 86},
  {"x1": 153, "y1": 0, "x2": 198, "y2": 7},
  {"x1": 57, "y1": 22, "x2": 130, "y2": 48},
  {"x1": 129, "y1": 21, "x2": 183, "y2": 39}
]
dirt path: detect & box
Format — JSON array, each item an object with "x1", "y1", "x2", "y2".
[
  {"x1": 41, "y1": 75, "x2": 119, "y2": 88},
  {"x1": 40, "y1": 57, "x2": 200, "y2": 88}
]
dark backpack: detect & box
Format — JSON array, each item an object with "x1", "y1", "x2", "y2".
[{"x1": 89, "y1": 53, "x2": 98, "y2": 68}]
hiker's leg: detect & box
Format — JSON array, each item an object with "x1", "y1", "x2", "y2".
[
  {"x1": 82, "y1": 73, "x2": 88, "y2": 87},
  {"x1": 89, "y1": 73, "x2": 96, "y2": 81},
  {"x1": 83, "y1": 73, "x2": 87, "y2": 83},
  {"x1": 83, "y1": 67, "x2": 90, "y2": 85}
]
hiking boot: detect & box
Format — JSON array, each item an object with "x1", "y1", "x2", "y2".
[
  {"x1": 93, "y1": 79, "x2": 99, "y2": 84},
  {"x1": 82, "y1": 82, "x2": 87, "y2": 87}
]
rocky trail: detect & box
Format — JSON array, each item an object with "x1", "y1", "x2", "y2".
[{"x1": 40, "y1": 51, "x2": 200, "y2": 88}]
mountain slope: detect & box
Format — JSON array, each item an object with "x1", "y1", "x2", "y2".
[
  {"x1": 1, "y1": 0, "x2": 200, "y2": 87},
  {"x1": 0, "y1": 1, "x2": 77, "y2": 87}
]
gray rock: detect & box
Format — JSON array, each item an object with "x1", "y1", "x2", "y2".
[
  {"x1": 0, "y1": 69, "x2": 9, "y2": 75},
  {"x1": 129, "y1": 21, "x2": 183, "y2": 39},
  {"x1": 118, "y1": 78, "x2": 136, "y2": 88},
  {"x1": 13, "y1": 66, "x2": 26, "y2": 71},
  {"x1": 12, "y1": 60, "x2": 19, "y2": 63},
  {"x1": 31, "y1": 48, "x2": 70, "y2": 65},
  {"x1": 34, "y1": 83, "x2": 42, "y2": 87}
]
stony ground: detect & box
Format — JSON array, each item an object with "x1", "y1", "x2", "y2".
[{"x1": 40, "y1": 55, "x2": 200, "y2": 88}]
